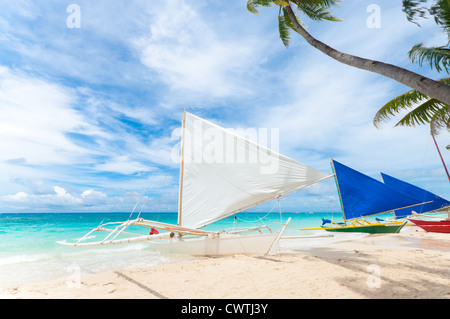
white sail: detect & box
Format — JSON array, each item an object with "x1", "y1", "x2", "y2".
[
  {"x1": 180, "y1": 112, "x2": 332, "y2": 229},
  {"x1": 58, "y1": 110, "x2": 321, "y2": 256}
]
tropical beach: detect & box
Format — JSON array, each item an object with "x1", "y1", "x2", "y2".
[
  {"x1": 2, "y1": 0, "x2": 450, "y2": 304},
  {"x1": 1, "y1": 226, "x2": 448, "y2": 299}
]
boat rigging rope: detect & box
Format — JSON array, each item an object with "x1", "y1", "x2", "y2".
[
  {"x1": 127, "y1": 172, "x2": 155, "y2": 221},
  {"x1": 234, "y1": 198, "x2": 281, "y2": 224}
]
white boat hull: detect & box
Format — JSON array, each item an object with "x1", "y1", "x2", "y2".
[{"x1": 149, "y1": 232, "x2": 281, "y2": 256}]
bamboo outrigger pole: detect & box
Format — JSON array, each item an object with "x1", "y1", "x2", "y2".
[{"x1": 177, "y1": 106, "x2": 187, "y2": 226}]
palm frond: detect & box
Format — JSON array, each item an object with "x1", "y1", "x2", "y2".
[
  {"x1": 278, "y1": 12, "x2": 291, "y2": 47},
  {"x1": 373, "y1": 89, "x2": 429, "y2": 128},
  {"x1": 247, "y1": 0, "x2": 259, "y2": 15},
  {"x1": 438, "y1": 76, "x2": 450, "y2": 85},
  {"x1": 402, "y1": 0, "x2": 429, "y2": 26},
  {"x1": 394, "y1": 98, "x2": 447, "y2": 127},
  {"x1": 439, "y1": 0, "x2": 450, "y2": 32},
  {"x1": 292, "y1": 0, "x2": 341, "y2": 8},
  {"x1": 273, "y1": 1, "x2": 290, "y2": 5},
  {"x1": 408, "y1": 43, "x2": 450, "y2": 73},
  {"x1": 247, "y1": 0, "x2": 341, "y2": 48},
  {"x1": 295, "y1": 1, "x2": 342, "y2": 22},
  {"x1": 431, "y1": 0, "x2": 450, "y2": 36},
  {"x1": 430, "y1": 104, "x2": 450, "y2": 135},
  {"x1": 246, "y1": 0, "x2": 274, "y2": 15},
  {"x1": 402, "y1": 0, "x2": 450, "y2": 33},
  {"x1": 374, "y1": 77, "x2": 450, "y2": 130}
]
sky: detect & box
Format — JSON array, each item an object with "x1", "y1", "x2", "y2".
[{"x1": 0, "y1": 0, "x2": 449, "y2": 213}]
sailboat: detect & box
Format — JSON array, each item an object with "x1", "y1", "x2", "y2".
[
  {"x1": 301, "y1": 159, "x2": 428, "y2": 233},
  {"x1": 381, "y1": 173, "x2": 450, "y2": 233},
  {"x1": 57, "y1": 109, "x2": 333, "y2": 256},
  {"x1": 408, "y1": 213, "x2": 450, "y2": 233}
]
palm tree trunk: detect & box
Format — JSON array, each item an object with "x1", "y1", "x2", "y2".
[{"x1": 285, "y1": 6, "x2": 450, "y2": 105}]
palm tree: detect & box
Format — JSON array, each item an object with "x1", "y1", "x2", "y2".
[
  {"x1": 373, "y1": 77, "x2": 450, "y2": 182},
  {"x1": 246, "y1": 0, "x2": 450, "y2": 105},
  {"x1": 373, "y1": 0, "x2": 450, "y2": 180},
  {"x1": 373, "y1": 0, "x2": 450, "y2": 134}
]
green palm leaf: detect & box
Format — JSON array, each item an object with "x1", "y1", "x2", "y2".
[
  {"x1": 374, "y1": 78, "x2": 450, "y2": 132},
  {"x1": 247, "y1": 0, "x2": 341, "y2": 49},
  {"x1": 278, "y1": 12, "x2": 291, "y2": 47},
  {"x1": 292, "y1": 0, "x2": 341, "y2": 8},
  {"x1": 430, "y1": 104, "x2": 450, "y2": 135},
  {"x1": 247, "y1": 0, "x2": 341, "y2": 47},
  {"x1": 246, "y1": 0, "x2": 273, "y2": 15},
  {"x1": 295, "y1": 1, "x2": 342, "y2": 22},
  {"x1": 394, "y1": 98, "x2": 446, "y2": 127},
  {"x1": 432, "y1": 0, "x2": 450, "y2": 36},
  {"x1": 373, "y1": 89, "x2": 429, "y2": 129},
  {"x1": 408, "y1": 43, "x2": 450, "y2": 73}
]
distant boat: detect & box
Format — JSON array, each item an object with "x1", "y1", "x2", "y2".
[
  {"x1": 301, "y1": 159, "x2": 427, "y2": 233},
  {"x1": 407, "y1": 215, "x2": 450, "y2": 233},
  {"x1": 58, "y1": 109, "x2": 333, "y2": 255},
  {"x1": 380, "y1": 173, "x2": 450, "y2": 233}
]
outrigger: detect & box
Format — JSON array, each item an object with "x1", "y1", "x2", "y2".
[{"x1": 300, "y1": 218, "x2": 407, "y2": 233}]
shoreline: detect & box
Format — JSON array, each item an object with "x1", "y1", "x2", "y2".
[{"x1": 1, "y1": 227, "x2": 449, "y2": 299}]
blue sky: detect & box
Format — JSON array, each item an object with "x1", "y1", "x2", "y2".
[{"x1": 0, "y1": 0, "x2": 449, "y2": 213}]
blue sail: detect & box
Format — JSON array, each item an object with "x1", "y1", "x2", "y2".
[
  {"x1": 381, "y1": 173, "x2": 450, "y2": 219},
  {"x1": 332, "y1": 159, "x2": 424, "y2": 220}
]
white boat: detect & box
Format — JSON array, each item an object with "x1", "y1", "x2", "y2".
[{"x1": 57, "y1": 108, "x2": 332, "y2": 256}]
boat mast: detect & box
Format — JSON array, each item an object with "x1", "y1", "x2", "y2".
[
  {"x1": 330, "y1": 158, "x2": 346, "y2": 222},
  {"x1": 177, "y1": 106, "x2": 187, "y2": 226}
]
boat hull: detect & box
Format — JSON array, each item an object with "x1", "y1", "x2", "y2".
[
  {"x1": 323, "y1": 221, "x2": 406, "y2": 234},
  {"x1": 408, "y1": 218, "x2": 450, "y2": 233},
  {"x1": 149, "y1": 232, "x2": 281, "y2": 256}
]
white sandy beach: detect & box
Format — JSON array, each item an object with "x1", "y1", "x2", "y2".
[{"x1": 1, "y1": 227, "x2": 449, "y2": 299}]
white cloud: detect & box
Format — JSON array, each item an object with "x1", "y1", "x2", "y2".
[
  {"x1": 0, "y1": 178, "x2": 177, "y2": 212},
  {"x1": 0, "y1": 66, "x2": 88, "y2": 166},
  {"x1": 0, "y1": 66, "x2": 175, "y2": 209},
  {"x1": 134, "y1": 0, "x2": 274, "y2": 101},
  {"x1": 0, "y1": 185, "x2": 134, "y2": 210},
  {"x1": 2, "y1": 186, "x2": 82, "y2": 206},
  {"x1": 95, "y1": 155, "x2": 153, "y2": 175},
  {"x1": 81, "y1": 189, "x2": 108, "y2": 204}
]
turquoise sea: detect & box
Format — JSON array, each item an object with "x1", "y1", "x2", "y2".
[{"x1": 0, "y1": 211, "x2": 371, "y2": 288}]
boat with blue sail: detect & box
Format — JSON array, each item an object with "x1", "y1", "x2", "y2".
[
  {"x1": 380, "y1": 173, "x2": 450, "y2": 233},
  {"x1": 301, "y1": 159, "x2": 430, "y2": 233}
]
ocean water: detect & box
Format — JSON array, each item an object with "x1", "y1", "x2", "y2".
[{"x1": 0, "y1": 212, "x2": 368, "y2": 288}]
